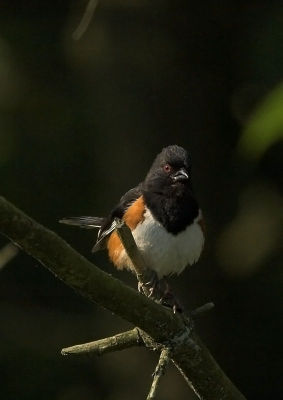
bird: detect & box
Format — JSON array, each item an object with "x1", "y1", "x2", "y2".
[{"x1": 60, "y1": 145, "x2": 205, "y2": 312}]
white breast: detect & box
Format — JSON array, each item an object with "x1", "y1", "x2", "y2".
[{"x1": 128, "y1": 207, "x2": 204, "y2": 278}]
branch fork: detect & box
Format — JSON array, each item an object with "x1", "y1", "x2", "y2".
[
  {"x1": 61, "y1": 219, "x2": 212, "y2": 399},
  {"x1": 0, "y1": 196, "x2": 247, "y2": 400}
]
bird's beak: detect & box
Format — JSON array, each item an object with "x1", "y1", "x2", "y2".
[{"x1": 172, "y1": 168, "x2": 189, "y2": 182}]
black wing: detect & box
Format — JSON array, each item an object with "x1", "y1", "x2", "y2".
[{"x1": 92, "y1": 184, "x2": 142, "y2": 252}]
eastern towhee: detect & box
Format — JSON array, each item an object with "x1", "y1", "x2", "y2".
[{"x1": 60, "y1": 145, "x2": 204, "y2": 312}]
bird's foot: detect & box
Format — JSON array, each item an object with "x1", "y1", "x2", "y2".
[
  {"x1": 138, "y1": 272, "x2": 184, "y2": 313},
  {"x1": 138, "y1": 271, "x2": 160, "y2": 297},
  {"x1": 160, "y1": 282, "x2": 184, "y2": 313}
]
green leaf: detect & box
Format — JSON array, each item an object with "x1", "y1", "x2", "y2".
[{"x1": 238, "y1": 82, "x2": 283, "y2": 159}]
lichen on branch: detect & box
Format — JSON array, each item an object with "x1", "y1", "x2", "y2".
[{"x1": 0, "y1": 196, "x2": 246, "y2": 400}]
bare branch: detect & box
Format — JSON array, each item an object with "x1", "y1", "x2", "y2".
[
  {"x1": 190, "y1": 302, "x2": 215, "y2": 317},
  {"x1": 73, "y1": 0, "x2": 99, "y2": 40},
  {"x1": 115, "y1": 219, "x2": 148, "y2": 275},
  {"x1": 0, "y1": 242, "x2": 19, "y2": 270},
  {"x1": 115, "y1": 219, "x2": 153, "y2": 296},
  {"x1": 147, "y1": 348, "x2": 171, "y2": 400},
  {"x1": 62, "y1": 328, "x2": 141, "y2": 356},
  {"x1": 0, "y1": 196, "x2": 247, "y2": 400}
]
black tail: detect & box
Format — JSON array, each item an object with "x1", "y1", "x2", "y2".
[{"x1": 59, "y1": 216, "x2": 104, "y2": 229}]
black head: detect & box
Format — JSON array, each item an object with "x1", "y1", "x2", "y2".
[{"x1": 143, "y1": 145, "x2": 192, "y2": 194}]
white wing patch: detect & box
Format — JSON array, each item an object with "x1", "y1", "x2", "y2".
[{"x1": 118, "y1": 207, "x2": 204, "y2": 278}]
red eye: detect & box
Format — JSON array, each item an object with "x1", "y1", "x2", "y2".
[{"x1": 163, "y1": 164, "x2": 171, "y2": 173}]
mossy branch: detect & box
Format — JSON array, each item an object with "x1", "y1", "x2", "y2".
[
  {"x1": 62, "y1": 328, "x2": 141, "y2": 356},
  {"x1": 146, "y1": 348, "x2": 171, "y2": 400},
  {"x1": 0, "y1": 196, "x2": 247, "y2": 400}
]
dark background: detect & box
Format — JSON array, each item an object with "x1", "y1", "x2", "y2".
[{"x1": 0, "y1": 1, "x2": 282, "y2": 399}]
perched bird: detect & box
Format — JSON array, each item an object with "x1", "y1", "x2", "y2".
[{"x1": 60, "y1": 145, "x2": 205, "y2": 311}]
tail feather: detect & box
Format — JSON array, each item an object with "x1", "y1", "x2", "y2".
[{"x1": 59, "y1": 216, "x2": 104, "y2": 229}]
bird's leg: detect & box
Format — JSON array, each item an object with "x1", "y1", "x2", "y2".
[
  {"x1": 138, "y1": 271, "x2": 184, "y2": 313},
  {"x1": 138, "y1": 270, "x2": 162, "y2": 297},
  {"x1": 160, "y1": 279, "x2": 184, "y2": 313}
]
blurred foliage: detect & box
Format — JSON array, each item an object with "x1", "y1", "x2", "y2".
[
  {"x1": 217, "y1": 184, "x2": 282, "y2": 276},
  {"x1": 238, "y1": 82, "x2": 283, "y2": 159},
  {"x1": 0, "y1": 1, "x2": 282, "y2": 400}
]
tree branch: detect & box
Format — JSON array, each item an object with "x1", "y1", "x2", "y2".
[
  {"x1": 0, "y1": 196, "x2": 247, "y2": 400},
  {"x1": 62, "y1": 328, "x2": 141, "y2": 356},
  {"x1": 146, "y1": 348, "x2": 171, "y2": 400},
  {"x1": 115, "y1": 219, "x2": 155, "y2": 297},
  {"x1": 73, "y1": 0, "x2": 99, "y2": 40},
  {"x1": 0, "y1": 242, "x2": 19, "y2": 270}
]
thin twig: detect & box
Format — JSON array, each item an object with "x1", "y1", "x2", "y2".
[
  {"x1": 147, "y1": 348, "x2": 171, "y2": 400},
  {"x1": 190, "y1": 302, "x2": 215, "y2": 318},
  {"x1": 115, "y1": 219, "x2": 147, "y2": 275},
  {"x1": 61, "y1": 328, "x2": 141, "y2": 356},
  {"x1": 73, "y1": 0, "x2": 99, "y2": 41},
  {"x1": 0, "y1": 242, "x2": 19, "y2": 270},
  {"x1": 115, "y1": 219, "x2": 153, "y2": 297}
]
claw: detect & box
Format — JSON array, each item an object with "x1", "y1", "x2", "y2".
[
  {"x1": 149, "y1": 287, "x2": 154, "y2": 298},
  {"x1": 138, "y1": 271, "x2": 159, "y2": 297},
  {"x1": 161, "y1": 290, "x2": 184, "y2": 313},
  {"x1": 137, "y1": 271, "x2": 184, "y2": 313},
  {"x1": 138, "y1": 281, "x2": 143, "y2": 293}
]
